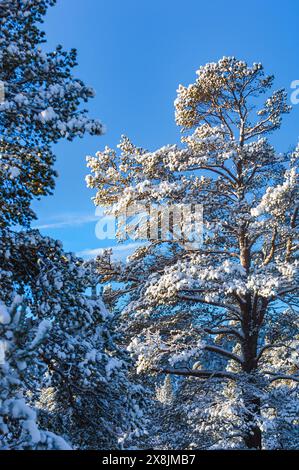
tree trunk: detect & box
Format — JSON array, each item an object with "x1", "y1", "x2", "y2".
[
  {"x1": 242, "y1": 394, "x2": 262, "y2": 449},
  {"x1": 241, "y1": 301, "x2": 262, "y2": 450}
]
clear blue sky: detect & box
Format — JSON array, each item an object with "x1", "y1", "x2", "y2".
[{"x1": 32, "y1": 0, "x2": 299, "y2": 259}]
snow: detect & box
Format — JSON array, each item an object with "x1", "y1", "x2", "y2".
[
  {"x1": 31, "y1": 319, "x2": 52, "y2": 348},
  {"x1": 38, "y1": 106, "x2": 57, "y2": 123},
  {"x1": 22, "y1": 418, "x2": 41, "y2": 444},
  {"x1": 8, "y1": 166, "x2": 20, "y2": 179},
  {"x1": 14, "y1": 93, "x2": 29, "y2": 106},
  {"x1": 169, "y1": 341, "x2": 205, "y2": 367},
  {"x1": 0, "y1": 303, "x2": 10, "y2": 324},
  {"x1": 0, "y1": 340, "x2": 6, "y2": 364},
  {"x1": 44, "y1": 432, "x2": 72, "y2": 450},
  {"x1": 105, "y1": 357, "x2": 123, "y2": 379}
]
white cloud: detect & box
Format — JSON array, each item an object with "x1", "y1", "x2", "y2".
[
  {"x1": 77, "y1": 242, "x2": 145, "y2": 261},
  {"x1": 33, "y1": 213, "x2": 99, "y2": 230}
]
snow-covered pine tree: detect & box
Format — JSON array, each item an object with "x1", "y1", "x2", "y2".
[
  {"x1": 0, "y1": 0, "x2": 103, "y2": 229},
  {"x1": 0, "y1": 0, "x2": 145, "y2": 449},
  {"x1": 0, "y1": 229, "x2": 146, "y2": 449},
  {"x1": 87, "y1": 57, "x2": 299, "y2": 449},
  {"x1": 0, "y1": 296, "x2": 72, "y2": 449}
]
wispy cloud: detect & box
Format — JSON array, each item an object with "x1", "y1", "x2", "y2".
[
  {"x1": 33, "y1": 213, "x2": 99, "y2": 230},
  {"x1": 77, "y1": 242, "x2": 144, "y2": 261}
]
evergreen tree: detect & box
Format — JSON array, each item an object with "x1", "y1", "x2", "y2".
[
  {"x1": 0, "y1": 0, "x2": 145, "y2": 449},
  {"x1": 87, "y1": 57, "x2": 299, "y2": 449},
  {"x1": 0, "y1": 296, "x2": 72, "y2": 449},
  {"x1": 0, "y1": 0, "x2": 103, "y2": 228}
]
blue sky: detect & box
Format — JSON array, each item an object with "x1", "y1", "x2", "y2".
[{"x1": 32, "y1": 0, "x2": 299, "y2": 259}]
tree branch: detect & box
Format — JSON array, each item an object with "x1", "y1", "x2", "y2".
[
  {"x1": 152, "y1": 367, "x2": 237, "y2": 381},
  {"x1": 204, "y1": 344, "x2": 244, "y2": 365}
]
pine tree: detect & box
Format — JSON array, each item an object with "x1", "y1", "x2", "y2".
[
  {"x1": 0, "y1": 296, "x2": 72, "y2": 449},
  {"x1": 0, "y1": 0, "x2": 103, "y2": 229},
  {"x1": 0, "y1": 0, "x2": 145, "y2": 449},
  {"x1": 87, "y1": 57, "x2": 299, "y2": 449}
]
